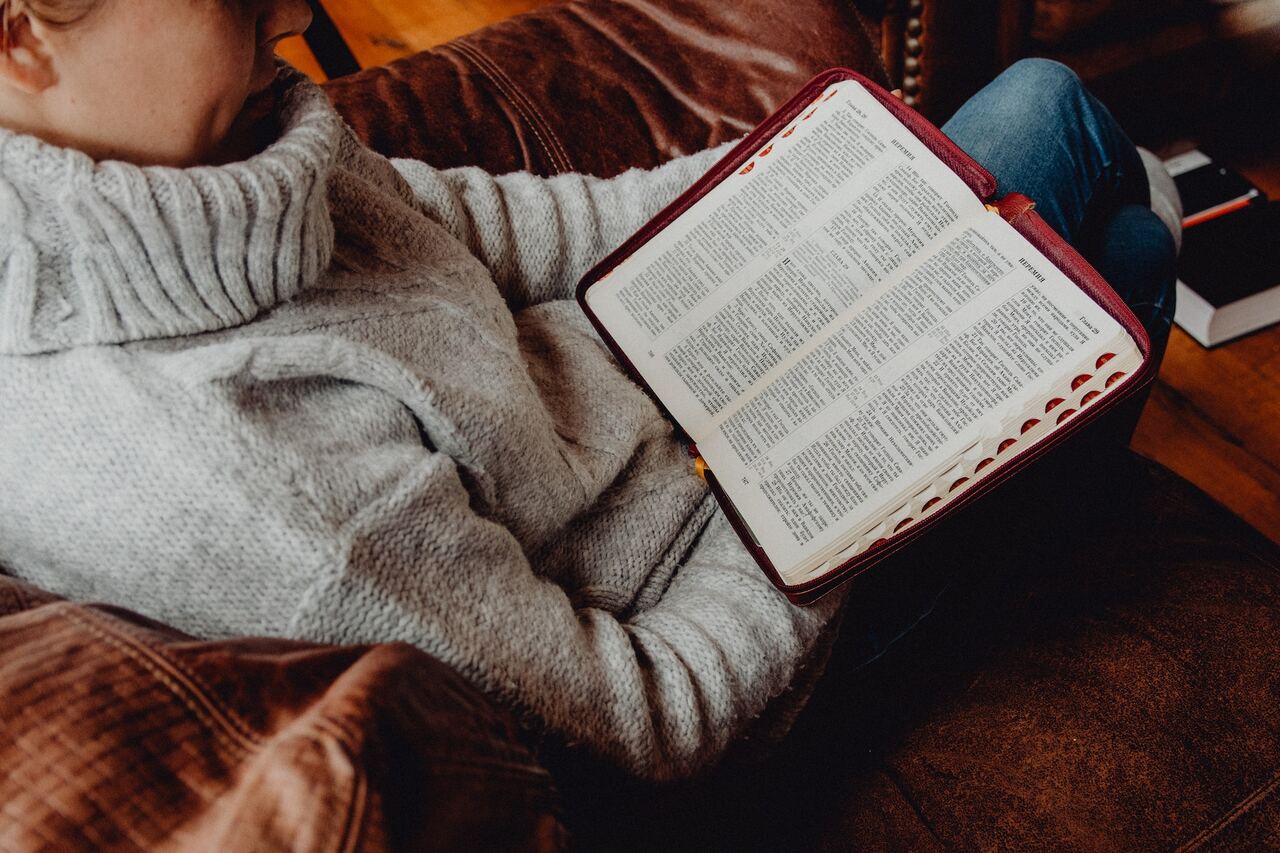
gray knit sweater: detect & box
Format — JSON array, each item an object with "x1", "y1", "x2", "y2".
[{"x1": 0, "y1": 69, "x2": 841, "y2": 779}]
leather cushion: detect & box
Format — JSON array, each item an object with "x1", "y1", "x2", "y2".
[
  {"x1": 813, "y1": 450, "x2": 1280, "y2": 850},
  {"x1": 546, "y1": 446, "x2": 1280, "y2": 851},
  {"x1": 323, "y1": 0, "x2": 890, "y2": 177},
  {"x1": 0, "y1": 577, "x2": 563, "y2": 852}
]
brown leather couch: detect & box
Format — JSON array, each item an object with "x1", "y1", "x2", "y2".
[{"x1": 3, "y1": 0, "x2": 1279, "y2": 849}]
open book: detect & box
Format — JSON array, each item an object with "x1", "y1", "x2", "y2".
[{"x1": 577, "y1": 69, "x2": 1155, "y2": 603}]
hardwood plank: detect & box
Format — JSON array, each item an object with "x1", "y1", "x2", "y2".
[
  {"x1": 1206, "y1": 323, "x2": 1280, "y2": 385},
  {"x1": 1239, "y1": 159, "x2": 1280, "y2": 197},
  {"x1": 301, "y1": 0, "x2": 361, "y2": 78},
  {"x1": 380, "y1": 0, "x2": 560, "y2": 49},
  {"x1": 1130, "y1": 134, "x2": 1280, "y2": 542},
  {"x1": 277, "y1": 35, "x2": 327, "y2": 82},
  {"x1": 1133, "y1": 380, "x2": 1280, "y2": 542},
  {"x1": 316, "y1": 0, "x2": 561, "y2": 69},
  {"x1": 313, "y1": 1, "x2": 414, "y2": 68},
  {"x1": 376, "y1": 0, "x2": 490, "y2": 50},
  {"x1": 1155, "y1": 328, "x2": 1280, "y2": 473},
  {"x1": 1135, "y1": 122, "x2": 1280, "y2": 542}
]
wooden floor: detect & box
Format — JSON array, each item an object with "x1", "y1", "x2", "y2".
[
  {"x1": 282, "y1": 1, "x2": 1280, "y2": 543},
  {"x1": 1130, "y1": 152, "x2": 1280, "y2": 543}
]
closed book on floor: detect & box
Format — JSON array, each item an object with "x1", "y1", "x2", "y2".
[
  {"x1": 576, "y1": 69, "x2": 1156, "y2": 603},
  {"x1": 1163, "y1": 148, "x2": 1264, "y2": 228},
  {"x1": 1174, "y1": 201, "x2": 1280, "y2": 347}
]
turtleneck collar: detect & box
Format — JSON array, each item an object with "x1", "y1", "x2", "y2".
[{"x1": 0, "y1": 66, "x2": 342, "y2": 355}]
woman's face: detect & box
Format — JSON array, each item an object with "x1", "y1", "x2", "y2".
[{"x1": 11, "y1": 0, "x2": 312, "y2": 165}]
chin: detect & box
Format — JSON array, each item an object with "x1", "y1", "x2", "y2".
[{"x1": 208, "y1": 100, "x2": 280, "y2": 165}]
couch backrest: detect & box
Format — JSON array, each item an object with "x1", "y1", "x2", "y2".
[{"x1": 322, "y1": 0, "x2": 899, "y2": 176}]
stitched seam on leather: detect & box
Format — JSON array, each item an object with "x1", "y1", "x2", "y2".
[
  {"x1": 475, "y1": 46, "x2": 576, "y2": 172},
  {"x1": 9, "y1": 580, "x2": 27, "y2": 611},
  {"x1": 448, "y1": 40, "x2": 573, "y2": 173},
  {"x1": 83, "y1": 608, "x2": 270, "y2": 749},
  {"x1": 454, "y1": 40, "x2": 573, "y2": 172},
  {"x1": 1176, "y1": 766, "x2": 1280, "y2": 851},
  {"x1": 338, "y1": 766, "x2": 367, "y2": 853},
  {"x1": 58, "y1": 606, "x2": 260, "y2": 753},
  {"x1": 325, "y1": 728, "x2": 368, "y2": 853},
  {"x1": 441, "y1": 41, "x2": 559, "y2": 170},
  {"x1": 272, "y1": 715, "x2": 370, "y2": 853}
]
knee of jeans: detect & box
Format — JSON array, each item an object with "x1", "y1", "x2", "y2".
[
  {"x1": 986, "y1": 59, "x2": 1094, "y2": 146},
  {"x1": 1135, "y1": 208, "x2": 1177, "y2": 311},
  {"x1": 1108, "y1": 205, "x2": 1178, "y2": 333},
  {"x1": 998, "y1": 58, "x2": 1084, "y2": 100}
]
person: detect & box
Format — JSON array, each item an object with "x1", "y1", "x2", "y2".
[{"x1": 0, "y1": 0, "x2": 1176, "y2": 781}]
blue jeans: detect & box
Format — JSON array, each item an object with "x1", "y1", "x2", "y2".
[
  {"x1": 841, "y1": 59, "x2": 1178, "y2": 671},
  {"x1": 943, "y1": 58, "x2": 1177, "y2": 359}
]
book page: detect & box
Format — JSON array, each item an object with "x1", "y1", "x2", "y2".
[
  {"x1": 696, "y1": 212, "x2": 1141, "y2": 577},
  {"x1": 582, "y1": 76, "x2": 1143, "y2": 584},
  {"x1": 807, "y1": 340, "x2": 1143, "y2": 579},
  {"x1": 584, "y1": 79, "x2": 987, "y2": 435}
]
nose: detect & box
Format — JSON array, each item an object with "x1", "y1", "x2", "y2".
[{"x1": 261, "y1": 0, "x2": 314, "y2": 46}]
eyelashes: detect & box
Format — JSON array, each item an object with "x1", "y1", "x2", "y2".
[{"x1": 22, "y1": 0, "x2": 100, "y2": 28}]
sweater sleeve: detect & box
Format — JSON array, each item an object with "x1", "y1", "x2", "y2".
[
  {"x1": 389, "y1": 142, "x2": 738, "y2": 309},
  {"x1": 288, "y1": 447, "x2": 842, "y2": 782}
]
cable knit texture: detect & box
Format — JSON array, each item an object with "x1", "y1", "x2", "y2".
[{"x1": 0, "y1": 68, "x2": 841, "y2": 779}]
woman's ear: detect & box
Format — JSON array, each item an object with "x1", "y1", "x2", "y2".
[{"x1": 0, "y1": 12, "x2": 57, "y2": 94}]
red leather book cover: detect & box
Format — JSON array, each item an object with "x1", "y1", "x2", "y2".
[{"x1": 577, "y1": 68, "x2": 1155, "y2": 604}]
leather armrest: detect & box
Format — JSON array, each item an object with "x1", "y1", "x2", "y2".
[{"x1": 0, "y1": 576, "x2": 561, "y2": 851}]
